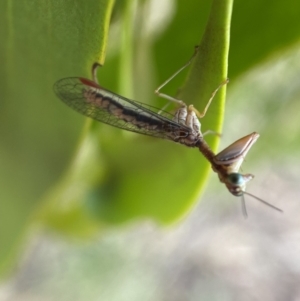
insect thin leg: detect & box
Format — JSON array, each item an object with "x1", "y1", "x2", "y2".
[
  {"x1": 92, "y1": 62, "x2": 103, "y2": 84},
  {"x1": 202, "y1": 129, "x2": 221, "y2": 137},
  {"x1": 157, "y1": 101, "x2": 172, "y2": 115},
  {"x1": 154, "y1": 46, "x2": 199, "y2": 107},
  {"x1": 194, "y1": 78, "x2": 229, "y2": 118}
]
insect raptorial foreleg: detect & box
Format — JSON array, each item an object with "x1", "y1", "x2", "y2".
[
  {"x1": 173, "y1": 105, "x2": 201, "y2": 135},
  {"x1": 187, "y1": 105, "x2": 201, "y2": 133}
]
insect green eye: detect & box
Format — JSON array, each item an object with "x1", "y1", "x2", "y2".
[{"x1": 227, "y1": 173, "x2": 244, "y2": 185}]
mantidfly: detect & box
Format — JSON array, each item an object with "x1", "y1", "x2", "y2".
[{"x1": 54, "y1": 47, "x2": 282, "y2": 217}]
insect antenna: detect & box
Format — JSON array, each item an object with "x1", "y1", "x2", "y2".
[
  {"x1": 243, "y1": 191, "x2": 283, "y2": 213},
  {"x1": 241, "y1": 195, "x2": 248, "y2": 218}
]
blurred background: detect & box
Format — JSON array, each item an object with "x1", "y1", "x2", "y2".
[{"x1": 1, "y1": 0, "x2": 300, "y2": 300}]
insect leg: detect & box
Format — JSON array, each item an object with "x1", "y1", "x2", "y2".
[
  {"x1": 154, "y1": 46, "x2": 199, "y2": 108},
  {"x1": 92, "y1": 62, "x2": 103, "y2": 84},
  {"x1": 192, "y1": 78, "x2": 229, "y2": 118}
]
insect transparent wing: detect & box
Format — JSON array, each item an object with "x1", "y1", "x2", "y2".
[{"x1": 54, "y1": 77, "x2": 191, "y2": 140}]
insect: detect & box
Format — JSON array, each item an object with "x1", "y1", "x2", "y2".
[{"x1": 54, "y1": 47, "x2": 282, "y2": 216}]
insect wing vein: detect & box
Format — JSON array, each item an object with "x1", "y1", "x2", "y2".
[{"x1": 54, "y1": 77, "x2": 191, "y2": 140}]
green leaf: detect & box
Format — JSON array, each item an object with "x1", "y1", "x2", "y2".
[{"x1": 0, "y1": 0, "x2": 114, "y2": 276}]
